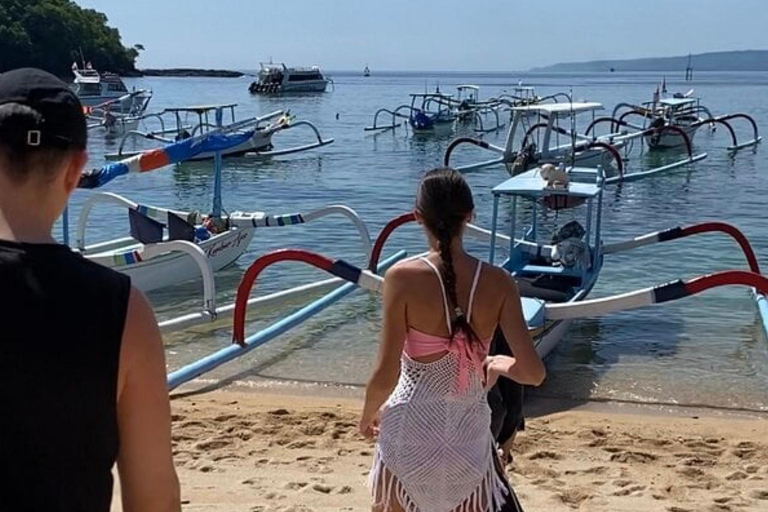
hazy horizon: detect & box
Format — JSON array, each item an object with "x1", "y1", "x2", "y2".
[{"x1": 77, "y1": 0, "x2": 767, "y2": 72}]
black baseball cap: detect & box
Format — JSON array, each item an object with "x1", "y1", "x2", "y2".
[{"x1": 0, "y1": 68, "x2": 87, "y2": 151}]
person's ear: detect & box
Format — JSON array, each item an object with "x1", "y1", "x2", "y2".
[
  {"x1": 62, "y1": 150, "x2": 87, "y2": 194},
  {"x1": 414, "y1": 209, "x2": 424, "y2": 225}
]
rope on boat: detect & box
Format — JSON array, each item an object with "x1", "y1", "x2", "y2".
[
  {"x1": 232, "y1": 250, "x2": 385, "y2": 346},
  {"x1": 545, "y1": 270, "x2": 768, "y2": 321}
]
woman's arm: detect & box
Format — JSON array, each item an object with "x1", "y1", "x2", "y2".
[
  {"x1": 359, "y1": 265, "x2": 408, "y2": 437},
  {"x1": 497, "y1": 272, "x2": 546, "y2": 386},
  {"x1": 116, "y1": 288, "x2": 181, "y2": 512}
]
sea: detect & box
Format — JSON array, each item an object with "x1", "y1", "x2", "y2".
[{"x1": 75, "y1": 70, "x2": 768, "y2": 412}]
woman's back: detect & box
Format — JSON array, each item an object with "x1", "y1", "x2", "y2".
[{"x1": 400, "y1": 253, "x2": 509, "y2": 359}]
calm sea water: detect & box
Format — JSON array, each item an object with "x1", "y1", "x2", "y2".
[{"x1": 75, "y1": 71, "x2": 768, "y2": 411}]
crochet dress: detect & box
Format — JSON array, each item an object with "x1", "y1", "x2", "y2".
[{"x1": 369, "y1": 258, "x2": 524, "y2": 512}]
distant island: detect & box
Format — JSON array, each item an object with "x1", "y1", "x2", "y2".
[
  {"x1": 532, "y1": 50, "x2": 768, "y2": 73},
  {"x1": 140, "y1": 69, "x2": 245, "y2": 78}
]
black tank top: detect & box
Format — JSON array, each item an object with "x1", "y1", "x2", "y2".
[{"x1": 0, "y1": 240, "x2": 131, "y2": 511}]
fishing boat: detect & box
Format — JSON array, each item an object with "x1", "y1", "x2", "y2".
[
  {"x1": 71, "y1": 107, "x2": 370, "y2": 308},
  {"x1": 164, "y1": 163, "x2": 768, "y2": 391},
  {"x1": 364, "y1": 92, "x2": 458, "y2": 133},
  {"x1": 71, "y1": 63, "x2": 152, "y2": 113},
  {"x1": 105, "y1": 104, "x2": 333, "y2": 161},
  {"x1": 445, "y1": 101, "x2": 708, "y2": 183},
  {"x1": 364, "y1": 65, "x2": 371, "y2": 77},
  {"x1": 610, "y1": 88, "x2": 761, "y2": 152},
  {"x1": 84, "y1": 92, "x2": 155, "y2": 137},
  {"x1": 248, "y1": 62, "x2": 331, "y2": 94},
  {"x1": 408, "y1": 93, "x2": 457, "y2": 131}
]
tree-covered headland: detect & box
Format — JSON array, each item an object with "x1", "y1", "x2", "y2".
[{"x1": 0, "y1": 0, "x2": 141, "y2": 76}]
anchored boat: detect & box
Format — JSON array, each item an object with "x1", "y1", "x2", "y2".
[
  {"x1": 71, "y1": 105, "x2": 367, "y2": 311},
  {"x1": 104, "y1": 104, "x2": 333, "y2": 161},
  {"x1": 609, "y1": 89, "x2": 761, "y2": 152},
  {"x1": 71, "y1": 63, "x2": 152, "y2": 113},
  {"x1": 164, "y1": 164, "x2": 768, "y2": 390},
  {"x1": 248, "y1": 62, "x2": 331, "y2": 94},
  {"x1": 445, "y1": 101, "x2": 709, "y2": 184}
]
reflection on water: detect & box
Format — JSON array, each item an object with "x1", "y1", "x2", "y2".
[{"x1": 75, "y1": 71, "x2": 768, "y2": 411}]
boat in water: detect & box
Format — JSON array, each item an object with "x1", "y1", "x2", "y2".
[
  {"x1": 163, "y1": 162, "x2": 768, "y2": 391},
  {"x1": 364, "y1": 65, "x2": 371, "y2": 77},
  {"x1": 71, "y1": 107, "x2": 370, "y2": 332},
  {"x1": 104, "y1": 103, "x2": 333, "y2": 161},
  {"x1": 248, "y1": 62, "x2": 331, "y2": 94},
  {"x1": 611, "y1": 87, "x2": 761, "y2": 152},
  {"x1": 71, "y1": 63, "x2": 151, "y2": 114}
]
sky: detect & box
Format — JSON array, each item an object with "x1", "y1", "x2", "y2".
[{"x1": 77, "y1": 0, "x2": 768, "y2": 71}]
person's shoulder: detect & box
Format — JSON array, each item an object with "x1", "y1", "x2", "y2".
[
  {"x1": 383, "y1": 258, "x2": 430, "y2": 289},
  {"x1": 480, "y1": 262, "x2": 517, "y2": 292}
]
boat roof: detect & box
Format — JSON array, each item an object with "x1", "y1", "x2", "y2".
[
  {"x1": 457, "y1": 85, "x2": 480, "y2": 91},
  {"x1": 514, "y1": 86, "x2": 536, "y2": 91},
  {"x1": 410, "y1": 93, "x2": 453, "y2": 98},
  {"x1": 659, "y1": 97, "x2": 696, "y2": 107},
  {"x1": 164, "y1": 104, "x2": 237, "y2": 113},
  {"x1": 492, "y1": 167, "x2": 601, "y2": 199},
  {"x1": 511, "y1": 102, "x2": 603, "y2": 115}
]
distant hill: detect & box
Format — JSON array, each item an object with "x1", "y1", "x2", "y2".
[{"x1": 531, "y1": 50, "x2": 768, "y2": 72}]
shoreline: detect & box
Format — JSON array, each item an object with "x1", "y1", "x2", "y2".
[
  {"x1": 112, "y1": 385, "x2": 768, "y2": 511},
  {"x1": 172, "y1": 376, "x2": 768, "y2": 422}
]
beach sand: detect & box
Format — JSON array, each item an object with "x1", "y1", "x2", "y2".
[{"x1": 113, "y1": 387, "x2": 768, "y2": 512}]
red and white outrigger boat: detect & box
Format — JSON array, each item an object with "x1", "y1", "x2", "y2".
[{"x1": 164, "y1": 164, "x2": 768, "y2": 391}]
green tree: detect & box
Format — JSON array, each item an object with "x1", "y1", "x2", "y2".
[{"x1": 0, "y1": 0, "x2": 141, "y2": 76}]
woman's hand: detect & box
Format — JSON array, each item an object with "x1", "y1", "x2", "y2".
[
  {"x1": 484, "y1": 355, "x2": 517, "y2": 391},
  {"x1": 358, "y1": 410, "x2": 381, "y2": 440}
]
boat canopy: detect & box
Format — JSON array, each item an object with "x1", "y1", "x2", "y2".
[
  {"x1": 658, "y1": 97, "x2": 697, "y2": 107},
  {"x1": 492, "y1": 167, "x2": 601, "y2": 199},
  {"x1": 164, "y1": 104, "x2": 237, "y2": 114},
  {"x1": 511, "y1": 102, "x2": 603, "y2": 115},
  {"x1": 409, "y1": 93, "x2": 453, "y2": 98},
  {"x1": 456, "y1": 85, "x2": 480, "y2": 91}
]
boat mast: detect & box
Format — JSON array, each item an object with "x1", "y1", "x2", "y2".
[{"x1": 212, "y1": 107, "x2": 224, "y2": 218}]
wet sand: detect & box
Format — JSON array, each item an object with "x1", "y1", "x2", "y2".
[{"x1": 111, "y1": 387, "x2": 768, "y2": 511}]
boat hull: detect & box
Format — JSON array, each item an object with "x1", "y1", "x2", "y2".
[
  {"x1": 87, "y1": 228, "x2": 255, "y2": 293},
  {"x1": 250, "y1": 81, "x2": 328, "y2": 94},
  {"x1": 534, "y1": 318, "x2": 574, "y2": 359},
  {"x1": 645, "y1": 125, "x2": 699, "y2": 150}
]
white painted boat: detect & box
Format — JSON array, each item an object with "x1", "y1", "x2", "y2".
[
  {"x1": 81, "y1": 227, "x2": 255, "y2": 292},
  {"x1": 71, "y1": 64, "x2": 151, "y2": 114},
  {"x1": 249, "y1": 62, "x2": 330, "y2": 94},
  {"x1": 105, "y1": 105, "x2": 333, "y2": 161}
]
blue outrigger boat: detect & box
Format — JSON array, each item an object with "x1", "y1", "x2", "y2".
[{"x1": 167, "y1": 163, "x2": 768, "y2": 391}]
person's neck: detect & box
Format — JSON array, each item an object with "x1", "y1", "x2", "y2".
[
  {"x1": 428, "y1": 238, "x2": 467, "y2": 260},
  {"x1": 0, "y1": 190, "x2": 58, "y2": 244}
]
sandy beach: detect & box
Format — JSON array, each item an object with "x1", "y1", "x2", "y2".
[{"x1": 110, "y1": 385, "x2": 768, "y2": 512}]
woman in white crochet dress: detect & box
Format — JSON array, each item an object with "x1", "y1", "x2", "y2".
[{"x1": 359, "y1": 168, "x2": 546, "y2": 512}]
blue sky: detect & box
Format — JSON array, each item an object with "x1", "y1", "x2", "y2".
[{"x1": 78, "y1": 0, "x2": 767, "y2": 71}]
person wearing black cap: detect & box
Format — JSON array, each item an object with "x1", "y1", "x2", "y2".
[{"x1": 0, "y1": 69, "x2": 180, "y2": 511}]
